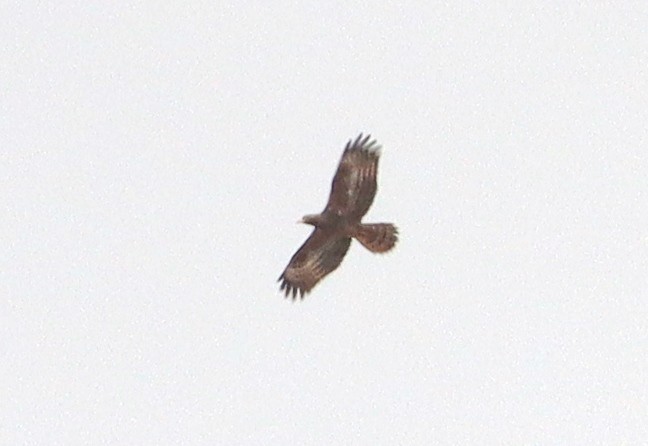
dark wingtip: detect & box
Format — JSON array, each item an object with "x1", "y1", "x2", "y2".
[
  {"x1": 346, "y1": 134, "x2": 361, "y2": 152},
  {"x1": 346, "y1": 133, "x2": 380, "y2": 155},
  {"x1": 279, "y1": 283, "x2": 309, "y2": 301},
  {"x1": 278, "y1": 273, "x2": 309, "y2": 300}
]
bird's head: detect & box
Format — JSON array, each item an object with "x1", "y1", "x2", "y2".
[{"x1": 299, "y1": 214, "x2": 323, "y2": 227}]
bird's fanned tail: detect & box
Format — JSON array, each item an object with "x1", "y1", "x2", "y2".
[{"x1": 353, "y1": 223, "x2": 398, "y2": 253}]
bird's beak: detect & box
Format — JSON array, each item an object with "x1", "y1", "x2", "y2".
[{"x1": 296, "y1": 219, "x2": 304, "y2": 224}]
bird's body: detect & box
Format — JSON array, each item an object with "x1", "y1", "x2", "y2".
[{"x1": 278, "y1": 134, "x2": 398, "y2": 299}]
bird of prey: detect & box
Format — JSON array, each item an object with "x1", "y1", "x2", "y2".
[{"x1": 278, "y1": 134, "x2": 398, "y2": 299}]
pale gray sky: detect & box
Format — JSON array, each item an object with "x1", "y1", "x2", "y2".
[{"x1": 2, "y1": 2, "x2": 647, "y2": 445}]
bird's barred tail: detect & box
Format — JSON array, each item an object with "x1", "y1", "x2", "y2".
[{"x1": 354, "y1": 223, "x2": 398, "y2": 253}]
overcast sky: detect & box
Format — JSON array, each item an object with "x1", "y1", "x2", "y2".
[{"x1": 2, "y1": 2, "x2": 647, "y2": 445}]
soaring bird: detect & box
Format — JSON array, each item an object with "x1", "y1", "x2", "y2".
[{"x1": 278, "y1": 134, "x2": 398, "y2": 299}]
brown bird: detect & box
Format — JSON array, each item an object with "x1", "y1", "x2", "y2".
[{"x1": 278, "y1": 134, "x2": 398, "y2": 299}]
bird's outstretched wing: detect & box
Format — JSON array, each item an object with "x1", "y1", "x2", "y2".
[
  {"x1": 278, "y1": 229, "x2": 352, "y2": 299},
  {"x1": 324, "y1": 134, "x2": 381, "y2": 220}
]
